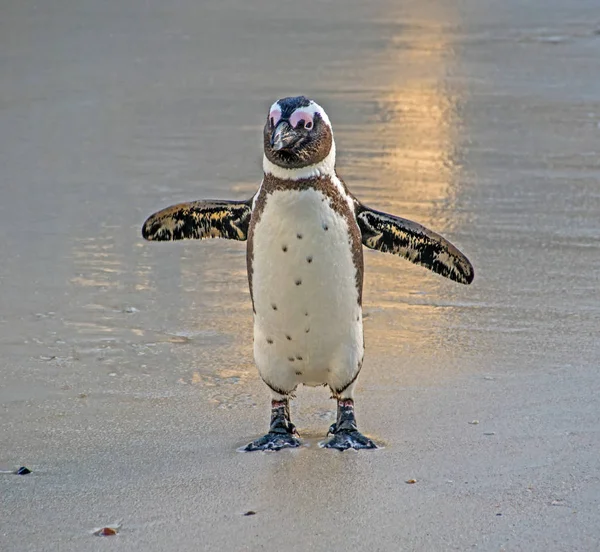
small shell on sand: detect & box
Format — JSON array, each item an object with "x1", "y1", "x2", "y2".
[{"x1": 92, "y1": 523, "x2": 122, "y2": 537}]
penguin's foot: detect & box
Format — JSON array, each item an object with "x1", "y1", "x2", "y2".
[
  {"x1": 244, "y1": 431, "x2": 301, "y2": 452},
  {"x1": 244, "y1": 398, "x2": 301, "y2": 452},
  {"x1": 322, "y1": 398, "x2": 378, "y2": 451},
  {"x1": 322, "y1": 430, "x2": 377, "y2": 450}
]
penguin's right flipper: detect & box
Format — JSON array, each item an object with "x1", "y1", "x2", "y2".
[{"x1": 142, "y1": 199, "x2": 252, "y2": 241}]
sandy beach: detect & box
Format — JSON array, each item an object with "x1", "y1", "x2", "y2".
[{"x1": 1, "y1": 0, "x2": 599, "y2": 550}]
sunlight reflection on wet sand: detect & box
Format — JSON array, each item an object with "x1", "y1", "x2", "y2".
[
  {"x1": 64, "y1": 2, "x2": 475, "y2": 390},
  {"x1": 344, "y1": 4, "x2": 474, "y2": 379}
]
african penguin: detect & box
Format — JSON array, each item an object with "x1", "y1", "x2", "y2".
[{"x1": 142, "y1": 95, "x2": 474, "y2": 451}]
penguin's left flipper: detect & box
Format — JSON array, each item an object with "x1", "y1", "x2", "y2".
[
  {"x1": 142, "y1": 199, "x2": 252, "y2": 241},
  {"x1": 356, "y1": 204, "x2": 474, "y2": 285}
]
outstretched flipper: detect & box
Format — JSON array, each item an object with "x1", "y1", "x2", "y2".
[
  {"x1": 142, "y1": 199, "x2": 252, "y2": 242},
  {"x1": 355, "y1": 203, "x2": 474, "y2": 284}
]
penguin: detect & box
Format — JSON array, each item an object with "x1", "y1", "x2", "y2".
[{"x1": 142, "y1": 96, "x2": 474, "y2": 451}]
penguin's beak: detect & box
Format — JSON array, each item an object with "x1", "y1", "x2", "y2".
[{"x1": 271, "y1": 120, "x2": 298, "y2": 151}]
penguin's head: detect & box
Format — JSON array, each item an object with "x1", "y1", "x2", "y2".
[{"x1": 263, "y1": 96, "x2": 333, "y2": 169}]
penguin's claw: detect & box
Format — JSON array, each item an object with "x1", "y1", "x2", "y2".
[
  {"x1": 244, "y1": 432, "x2": 301, "y2": 452},
  {"x1": 322, "y1": 430, "x2": 377, "y2": 451}
]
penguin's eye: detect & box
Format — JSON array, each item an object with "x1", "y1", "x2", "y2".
[
  {"x1": 290, "y1": 110, "x2": 314, "y2": 130},
  {"x1": 269, "y1": 108, "x2": 281, "y2": 127}
]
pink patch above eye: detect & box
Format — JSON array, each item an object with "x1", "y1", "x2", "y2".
[
  {"x1": 289, "y1": 110, "x2": 314, "y2": 130},
  {"x1": 269, "y1": 108, "x2": 281, "y2": 127}
]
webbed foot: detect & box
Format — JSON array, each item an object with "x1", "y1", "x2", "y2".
[
  {"x1": 322, "y1": 398, "x2": 378, "y2": 451},
  {"x1": 322, "y1": 429, "x2": 377, "y2": 450},
  {"x1": 244, "y1": 431, "x2": 301, "y2": 451},
  {"x1": 244, "y1": 398, "x2": 301, "y2": 452}
]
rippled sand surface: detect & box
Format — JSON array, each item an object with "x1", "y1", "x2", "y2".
[{"x1": 1, "y1": 0, "x2": 599, "y2": 550}]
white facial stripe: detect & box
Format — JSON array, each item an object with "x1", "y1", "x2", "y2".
[
  {"x1": 270, "y1": 99, "x2": 332, "y2": 129},
  {"x1": 263, "y1": 140, "x2": 336, "y2": 180},
  {"x1": 294, "y1": 101, "x2": 331, "y2": 128},
  {"x1": 269, "y1": 100, "x2": 281, "y2": 116},
  {"x1": 269, "y1": 107, "x2": 282, "y2": 127}
]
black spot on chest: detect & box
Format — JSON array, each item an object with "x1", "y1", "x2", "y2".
[{"x1": 247, "y1": 174, "x2": 365, "y2": 306}]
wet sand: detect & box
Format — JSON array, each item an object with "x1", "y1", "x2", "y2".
[{"x1": 1, "y1": 0, "x2": 599, "y2": 550}]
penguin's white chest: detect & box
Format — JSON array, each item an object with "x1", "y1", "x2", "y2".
[{"x1": 250, "y1": 188, "x2": 363, "y2": 391}]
